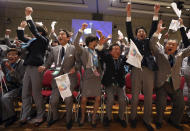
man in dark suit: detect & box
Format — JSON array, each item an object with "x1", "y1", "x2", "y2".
[
  {"x1": 126, "y1": 3, "x2": 160, "y2": 131},
  {"x1": 0, "y1": 48, "x2": 25, "y2": 127},
  {"x1": 17, "y1": 7, "x2": 49, "y2": 126},
  {"x1": 150, "y1": 19, "x2": 190, "y2": 130},
  {"x1": 97, "y1": 43, "x2": 129, "y2": 128}
]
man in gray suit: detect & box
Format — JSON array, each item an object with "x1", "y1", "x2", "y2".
[
  {"x1": 38, "y1": 29, "x2": 80, "y2": 130},
  {"x1": 150, "y1": 20, "x2": 190, "y2": 130},
  {"x1": 0, "y1": 48, "x2": 25, "y2": 127}
]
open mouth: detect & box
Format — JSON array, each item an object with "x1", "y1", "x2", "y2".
[{"x1": 168, "y1": 49, "x2": 172, "y2": 51}]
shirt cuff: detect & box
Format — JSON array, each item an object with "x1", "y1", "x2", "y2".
[
  {"x1": 126, "y1": 17, "x2": 131, "y2": 22},
  {"x1": 180, "y1": 24, "x2": 185, "y2": 28},
  {"x1": 26, "y1": 15, "x2": 32, "y2": 21},
  {"x1": 5, "y1": 35, "x2": 9, "y2": 39},
  {"x1": 17, "y1": 27, "x2": 25, "y2": 30},
  {"x1": 153, "y1": 16, "x2": 158, "y2": 21}
]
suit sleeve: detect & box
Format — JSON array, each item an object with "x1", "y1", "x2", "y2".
[
  {"x1": 148, "y1": 20, "x2": 158, "y2": 39},
  {"x1": 26, "y1": 19, "x2": 48, "y2": 43},
  {"x1": 9, "y1": 60, "x2": 25, "y2": 85},
  {"x1": 73, "y1": 30, "x2": 83, "y2": 55},
  {"x1": 180, "y1": 27, "x2": 190, "y2": 48},
  {"x1": 44, "y1": 47, "x2": 54, "y2": 69},
  {"x1": 17, "y1": 29, "x2": 30, "y2": 43},
  {"x1": 182, "y1": 45, "x2": 190, "y2": 58},
  {"x1": 126, "y1": 21, "x2": 135, "y2": 42},
  {"x1": 150, "y1": 33, "x2": 162, "y2": 56}
]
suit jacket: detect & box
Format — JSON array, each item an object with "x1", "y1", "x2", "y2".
[
  {"x1": 150, "y1": 32, "x2": 190, "y2": 90},
  {"x1": 1, "y1": 59, "x2": 25, "y2": 91},
  {"x1": 97, "y1": 49, "x2": 128, "y2": 88},
  {"x1": 45, "y1": 44, "x2": 81, "y2": 90},
  {"x1": 17, "y1": 19, "x2": 49, "y2": 66},
  {"x1": 73, "y1": 30, "x2": 102, "y2": 73},
  {"x1": 126, "y1": 19, "x2": 158, "y2": 71}
]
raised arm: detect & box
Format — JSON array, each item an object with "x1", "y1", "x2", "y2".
[
  {"x1": 25, "y1": 7, "x2": 47, "y2": 42},
  {"x1": 150, "y1": 20, "x2": 166, "y2": 55},
  {"x1": 126, "y1": 3, "x2": 135, "y2": 41},
  {"x1": 4, "y1": 29, "x2": 14, "y2": 47},
  {"x1": 148, "y1": 4, "x2": 160, "y2": 38},
  {"x1": 73, "y1": 23, "x2": 87, "y2": 54},
  {"x1": 17, "y1": 21, "x2": 30, "y2": 43},
  {"x1": 179, "y1": 18, "x2": 190, "y2": 48}
]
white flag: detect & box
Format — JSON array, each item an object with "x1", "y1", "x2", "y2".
[
  {"x1": 169, "y1": 19, "x2": 180, "y2": 32},
  {"x1": 171, "y1": 2, "x2": 182, "y2": 18},
  {"x1": 51, "y1": 21, "x2": 57, "y2": 30},
  {"x1": 55, "y1": 74, "x2": 72, "y2": 101},
  {"x1": 126, "y1": 39, "x2": 143, "y2": 69},
  {"x1": 118, "y1": 30, "x2": 124, "y2": 40}
]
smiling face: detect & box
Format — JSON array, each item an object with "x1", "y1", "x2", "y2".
[
  {"x1": 7, "y1": 51, "x2": 19, "y2": 64},
  {"x1": 110, "y1": 45, "x2": 121, "y2": 59},
  {"x1": 136, "y1": 28, "x2": 147, "y2": 40},
  {"x1": 58, "y1": 31, "x2": 68, "y2": 45},
  {"x1": 165, "y1": 40, "x2": 178, "y2": 55}
]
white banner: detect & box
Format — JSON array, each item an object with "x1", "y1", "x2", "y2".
[
  {"x1": 171, "y1": 2, "x2": 182, "y2": 18},
  {"x1": 55, "y1": 74, "x2": 72, "y2": 101},
  {"x1": 51, "y1": 21, "x2": 57, "y2": 30},
  {"x1": 126, "y1": 39, "x2": 143, "y2": 69},
  {"x1": 169, "y1": 19, "x2": 180, "y2": 32}
]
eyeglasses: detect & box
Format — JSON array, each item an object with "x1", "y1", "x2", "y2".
[{"x1": 7, "y1": 54, "x2": 18, "y2": 57}]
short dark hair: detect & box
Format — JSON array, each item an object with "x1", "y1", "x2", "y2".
[
  {"x1": 85, "y1": 35, "x2": 99, "y2": 46},
  {"x1": 109, "y1": 43, "x2": 121, "y2": 51},
  {"x1": 6, "y1": 48, "x2": 21, "y2": 56},
  {"x1": 36, "y1": 24, "x2": 48, "y2": 37},
  {"x1": 59, "y1": 29, "x2": 70, "y2": 38},
  {"x1": 135, "y1": 26, "x2": 147, "y2": 35}
]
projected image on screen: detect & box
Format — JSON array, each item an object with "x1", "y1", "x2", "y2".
[{"x1": 72, "y1": 19, "x2": 112, "y2": 43}]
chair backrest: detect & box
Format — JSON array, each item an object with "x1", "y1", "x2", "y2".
[
  {"x1": 125, "y1": 73, "x2": 131, "y2": 89},
  {"x1": 42, "y1": 70, "x2": 53, "y2": 86},
  {"x1": 180, "y1": 76, "x2": 185, "y2": 90}
]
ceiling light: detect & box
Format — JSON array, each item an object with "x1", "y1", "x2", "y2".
[{"x1": 166, "y1": 6, "x2": 171, "y2": 9}]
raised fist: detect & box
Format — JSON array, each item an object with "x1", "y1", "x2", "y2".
[
  {"x1": 5, "y1": 29, "x2": 11, "y2": 35},
  {"x1": 154, "y1": 4, "x2": 160, "y2": 13},
  {"x1": 25, "y1": 7, "x2": 33, "y2": 16},
  {"x1": 20, "y1": 21, "x2": 27, "y2": 28},
  {"x1": 81, "y1": 23, "x2": 88, "y2": 31}
]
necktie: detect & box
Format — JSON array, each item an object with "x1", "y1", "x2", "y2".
[
  {"x1": 169, "y1": 55, "x2": 174, "y2": 67},
  {"x1": 61, "y1": 47, "x2": 65, "y2": 59},
  {"x1": 114, "y1": 59, "x2": 119, "y2": 70}
]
